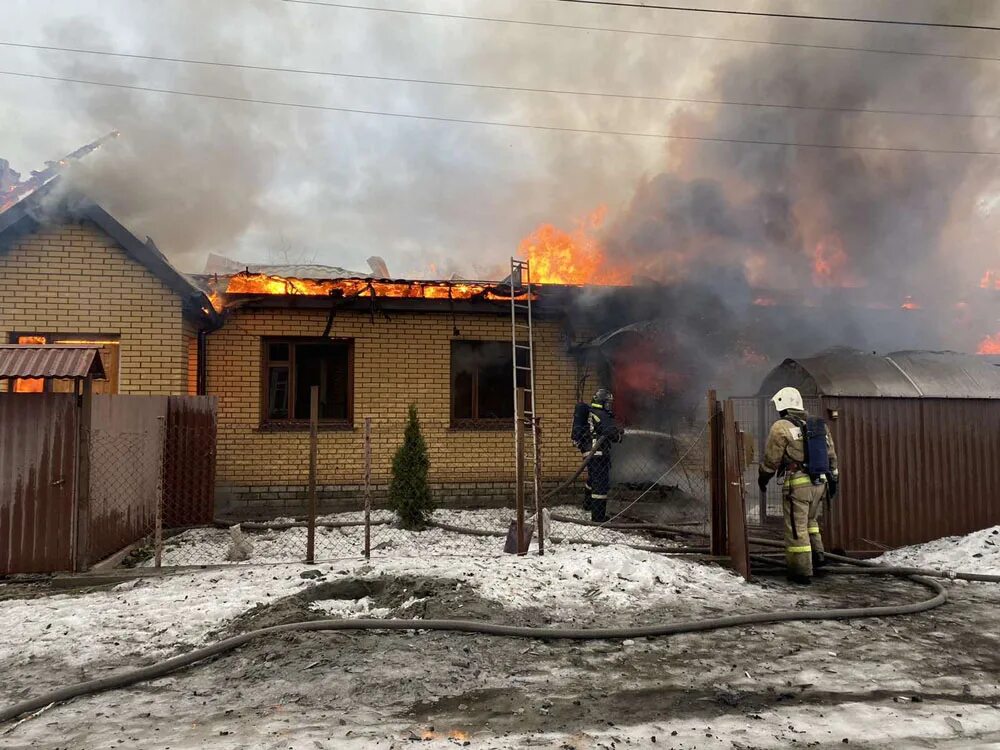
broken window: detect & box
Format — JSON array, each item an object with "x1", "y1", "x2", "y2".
[
  {"x1": 262, "y1": 338, "x2": 353, "y2": 427},
  {"x1": 451, "y1": 340, "x2": 520, "y2": 426},
  {"x1": 8, "y1": 333, "x2": 120, "y2": 394}
]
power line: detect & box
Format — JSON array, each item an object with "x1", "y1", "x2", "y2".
[
  {"x1": 1, "y1": 69, "x2": 997, "y2": 156},
  {"x1": 279, "y1": 0, "x2": 1000, "y2": 62},
  {"x1": 2, "y1": 40, "x2": 994, "y2": 120},
  {"x1": 552, "y1": 0, "x2": 1000, "y2": 32}
]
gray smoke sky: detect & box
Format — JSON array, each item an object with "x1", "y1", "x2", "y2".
[{"x1": 1, "y1": 0, "x2": 998, "y2": 310}]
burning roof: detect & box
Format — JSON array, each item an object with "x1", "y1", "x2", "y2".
[{"x1": 0, "y1": 131, "x2": 119, "y2": 215}]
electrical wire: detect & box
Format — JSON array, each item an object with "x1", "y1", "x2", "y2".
[
  {"x1": 2, "y1": 40, "x2": 994, "y2": 120},
  {"x1": 2, "y1": 69, "x2": 997, "y2": 156},
  {"x1": 280, "y1": 0, "x2": 1000, "y2": 62},
  {"x1": 551, "y1": 0, "x2": 1000, "y2": 32}
]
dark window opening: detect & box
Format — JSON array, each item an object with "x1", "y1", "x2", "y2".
[
  {"x1": 262, "y1": 338, "x2": 352, "y2": 427},
  {"x1": 451, "y1": 340, "x2": 524, "y2": 426}
]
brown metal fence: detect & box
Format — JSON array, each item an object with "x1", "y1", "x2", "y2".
[
  {"x1": 0, "y1": 394, "x2": 78, "y2": 574},
  {"x1": 0, "y1": 393, "x2": 217, "y2": 575},
  {"x1": 824, "y1": 396, "x2": 1000, "y2": 551},
  {"x1": 724, "y1": 395, "x2": 1000, "y2": 553}
]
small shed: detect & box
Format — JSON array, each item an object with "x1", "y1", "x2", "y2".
[{"x1": 754, "y1": 350, "x2": 1000, "y2": 551}]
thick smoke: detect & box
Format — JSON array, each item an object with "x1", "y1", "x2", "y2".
[{"x1": 569, "y1": 4, "x2": 1000, "y2": 415}]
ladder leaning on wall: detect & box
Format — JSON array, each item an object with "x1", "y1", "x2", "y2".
[{"x1": 509, "y1": 258, "x2": 542, "y2": 554}]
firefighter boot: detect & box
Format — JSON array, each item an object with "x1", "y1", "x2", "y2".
[{"x1": 591, "y1": 498, "x2": 608, "y2": 523}]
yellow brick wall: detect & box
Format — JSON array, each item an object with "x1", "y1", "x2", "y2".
[
  {"x1": 207, "y1": 308, "x2": 583, "y2": 490},
  {"x1": 0, "y1": 220, "x2": 187, "y2": 394}
]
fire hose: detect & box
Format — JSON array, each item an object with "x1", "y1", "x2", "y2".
[
  {"x1": 3, "y1": 440, "x2": 997, "y2": 725},
  {"x1": 0, "y1": 566, "x2": 949, "y2": 726}
]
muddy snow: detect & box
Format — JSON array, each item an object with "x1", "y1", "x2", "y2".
[{"x1": 1, "y1": 523, "x2": 999, "y2": 749}]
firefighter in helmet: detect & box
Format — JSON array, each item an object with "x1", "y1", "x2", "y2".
[
  {"x1": 758, "y1": 387, "x2": 839, "y2": 584},
  {"x1": 583, "y1": 388, "x2": 624, "y2": 523}
]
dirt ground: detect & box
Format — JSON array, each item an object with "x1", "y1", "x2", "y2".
[{"x1": 2, "y1": 565, "x2": 999, "y2": 750}]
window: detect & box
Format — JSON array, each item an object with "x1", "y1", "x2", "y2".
[
  {"x1": 451, "y1": 340, "x2": 523, "y2": 426},
  {"x1": 8, "y1": 333, "x2": 120, "y2": 394},
  {"x1": 262, "y1": 338, "x2": 353, "y2": 427}
]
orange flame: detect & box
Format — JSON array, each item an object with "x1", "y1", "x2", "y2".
[
  {"x1": 753, "y1": 296, "x2": 777, "y2": 307},
  {"x1": 811, "y1": 235, "x2": 863, "y2": 288},
  {"x1": 418, "y1": 729, "x2": 471, "y2": 742},
  {"x1": 517, "y1": 207, "x2": 629, "y2": 286},
  {"x1": 210, "y1": 273, "x2": 529, "y2": 311},
  {"x1": 901, "y1": 296, "x2": 921, "y2": 311},
  {"x1": 981, "y1": 270, "x2": 1000, "y2": 290},
  {"x1": 13, "y1": 335, "x2": 47, "y2": 392},
  {"x1": 978, "y1": 332, "x2": 1000, "y2": 355}
]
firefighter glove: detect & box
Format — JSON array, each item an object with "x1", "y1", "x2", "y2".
[
  {"x1": 758, "y1": 469, "x2": 774, "y2": 493},
  {"x1": 826, "y1": 474, "x2": 839, "y2": 500}
]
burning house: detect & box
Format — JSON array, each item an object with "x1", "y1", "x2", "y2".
[{"x1": 2, "y1": 128, "x2": 998, "y2": 522}]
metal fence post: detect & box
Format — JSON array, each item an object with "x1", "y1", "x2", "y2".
[
  {"x1": 306, "y1": 385, "x2": 319, "y2": 564},
  {"x1": 73, "y1": 377, "x2": 93, "y2": 572},
  {"x1": 533, "y1": 416, "x2": 544, "y2": 556},
  {"x1": 154, "y1": 416, "x2": 166, "y2": 569},
  {"x1": 363, "y1": 416, "x2": 372, "y2": 560}
]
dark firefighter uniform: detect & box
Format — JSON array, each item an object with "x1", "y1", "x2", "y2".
[
  {"x1": 759, "y1": 406, "x2": 839, "y2": 583},
  {"x1": 584, "y1": 392, "x2": 623, "y2": 523}
]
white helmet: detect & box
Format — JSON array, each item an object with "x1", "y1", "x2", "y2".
[{"x1": 771, "y1": 386, "x2": 803, "y2": 413}]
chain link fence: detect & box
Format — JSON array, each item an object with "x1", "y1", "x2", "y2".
[
  {"x1": 136, "y1": 414, "x2": 714, "y2": 568},
  {"x1": 87, "y1": 425, "x2": 164, "y2": 567}
]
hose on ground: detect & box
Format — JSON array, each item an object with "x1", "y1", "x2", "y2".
[
  {"x1": 0, "y1": 572, "x2": 946, "y2": 725},
  {"x1": 548, "y1": 514, "x2": 1000, "y2": 585}
]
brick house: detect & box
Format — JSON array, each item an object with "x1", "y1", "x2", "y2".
[
  {"x1": 1, "y1": 186, "x2": 586, "y2": 516},
  {"x1": 0, "y1": 185, "x2": 217, "y2": 395}
]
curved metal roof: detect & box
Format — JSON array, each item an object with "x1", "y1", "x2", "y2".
[
  {"x1": 758, "y1": 349, "x2": 1000, "y2": 399},
  {"x1": 0, "y1": 345, "x2": 106, "y2": 380}
]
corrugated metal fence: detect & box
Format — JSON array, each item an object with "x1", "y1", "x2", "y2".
[
  {"x1": 0, "y1": 394, "x2": 216, "y2": 574},
  {"x1": 728, "y1": 396, "x2": 1000, "y2": 552},
  {"x1": 0, "y1": 394, "x2": 78, "y2": 574}
]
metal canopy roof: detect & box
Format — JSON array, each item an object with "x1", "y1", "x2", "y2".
[
  {"x1": 758, "y1": 350, "x2": 1000, "y2": 399},
  {"x1": 0, "y1": 345, "x2": 106, "y2": 381}
]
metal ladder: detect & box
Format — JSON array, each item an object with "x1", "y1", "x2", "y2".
[{"x1": 510, "y1": 258, "x2": 542, "y2": 552}]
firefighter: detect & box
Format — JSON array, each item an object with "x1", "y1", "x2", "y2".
[
  {"x1": 758, "y1": 387, "x2": 839, "y2": 584},
  {"x1": 585, "y1": 388, "x2": 623, "y2": 523}
]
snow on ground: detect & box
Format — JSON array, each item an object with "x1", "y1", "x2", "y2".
[
  {"x1": 877, "y1": 525, "x2": 1000, "y2": 576},
  {"x1": 0, "y1": 536, "x2": 750, "y2": 702},
  {"x1": 0, "y1": 566, "x2": 313, "y2": 677},
  {"x1": 153, "y1": 506, "x2": 682, "y2": 567}
]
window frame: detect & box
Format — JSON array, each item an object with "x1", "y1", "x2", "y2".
[
  {"x1": 449, "y1": 339, "x2": 517, "y2": 430},
  {"x1": 259, "y1": 337, "x2": 354, "y2": 431}
]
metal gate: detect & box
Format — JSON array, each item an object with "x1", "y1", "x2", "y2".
[{"x1": 0, "y1": 394, "x2": 79, "y2": 574}]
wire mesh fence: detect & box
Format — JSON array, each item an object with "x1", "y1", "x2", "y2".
[
  {"x1": 87, "y1": 425, "x2": 163, "y2": 566},
  {"x1": 121, "y1": 412, "x2": 715, "y2": 568}
]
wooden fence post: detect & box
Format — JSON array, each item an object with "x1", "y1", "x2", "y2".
[
  {"x1": 707, "y1": 390, "x2": 726, "y2": 557},
  {"x1": 363, "y1": 416, "x2": 372, "y2": 560},
  {"x1": 74, "y1": 378, "x2": 93, "y2": 572},
  {"x1": 306, "y1": 385, "x2": 319, "y2": 564},
  {"x1": 722, "y1": 399, "x2": 751, "y2": 580}
]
